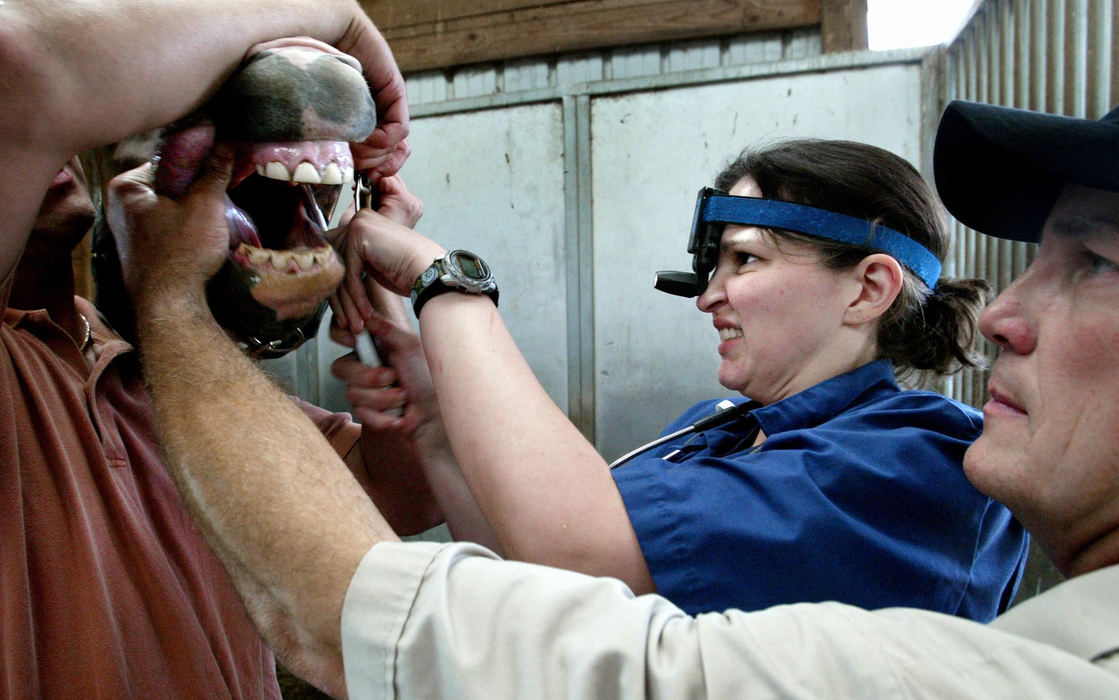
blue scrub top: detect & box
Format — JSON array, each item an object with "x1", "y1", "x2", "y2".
[{"x1": 612, "y1": 359, "x2": 1029, "y2": 620}]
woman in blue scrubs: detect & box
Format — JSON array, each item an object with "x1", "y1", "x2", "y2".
[{"x1": 332, "y1": 138, "x2": 1029, "y2": 622}]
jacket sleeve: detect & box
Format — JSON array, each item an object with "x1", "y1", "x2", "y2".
[{"x1": 340, "y1": 541, "x2": 1118, "y2": 699}]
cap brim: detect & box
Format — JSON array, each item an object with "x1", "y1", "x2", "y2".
[{"x1": 934, "y1": 100, "x2": 1119, "y2": 242}]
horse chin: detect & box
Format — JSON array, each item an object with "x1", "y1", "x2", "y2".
[{"x1": 206, "y1": 258, "x2": 338, "y2": 360}]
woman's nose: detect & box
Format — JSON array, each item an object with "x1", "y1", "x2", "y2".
[{"x1": 696, "y1": 268, "x2": 726, "y2": 313}]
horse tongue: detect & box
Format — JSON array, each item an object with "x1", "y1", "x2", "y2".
[{"x1": 225, "y1": 194, "x2": 262, "y2": 249}]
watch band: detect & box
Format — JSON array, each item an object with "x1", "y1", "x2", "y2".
[{"x1": 410, "y1": 250, "x2": 499, "y2": 317}]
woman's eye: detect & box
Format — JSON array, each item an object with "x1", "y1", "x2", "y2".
[{"x1": 735, "y1": 252, "x2": 758, "y2": 267}]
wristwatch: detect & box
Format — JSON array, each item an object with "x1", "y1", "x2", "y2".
[{"x1": 410, "y1": 249, "x2": 499, "y2": 317}]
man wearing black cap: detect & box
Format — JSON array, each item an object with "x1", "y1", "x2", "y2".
[
  {"x1": 934, "y1": 99, "x2": 1119, "y2": 585},
  {"x1": 108, "y1": 100, "x2": 1118, "y2": 697}
]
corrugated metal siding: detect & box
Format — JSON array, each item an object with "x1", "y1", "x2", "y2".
[{"x1": 939, "y1": 0, "x2": 1117, "y2": 407}]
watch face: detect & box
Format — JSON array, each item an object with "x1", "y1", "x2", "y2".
[
  {"x1": 449, "y1": 250, "x2": 490, "y2": 280},
  {"x1": 412, "y1": 249, "x2": 498, "y2": 315},
  {"x1": 458, "y1": 256, "x2": 482, "y2": 278}
]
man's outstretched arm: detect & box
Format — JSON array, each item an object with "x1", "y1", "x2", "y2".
[{"x1": 108, "y1": 147, "x2": 398, "y2": 698}]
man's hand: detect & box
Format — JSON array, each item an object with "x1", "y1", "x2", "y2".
[
  {"x1": 106, "y1": 139, "x2": 234, "y2": 314},
  {"x1": 244, "y1": 35, "x2": 410, "y2": 181},
  {"x1": 0, "y1": 0, "x2": 412, "y2": 284},
  {"x1": 334, "y1": 20, "x2": 411, "y2": 180},
  {"x1": 302, "y1": 17, "x2": 411, "y2": 180}
]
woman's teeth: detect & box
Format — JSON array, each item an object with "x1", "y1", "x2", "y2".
[{"x1": 719, "y1": 327, "x2": 743, "y2": 341}]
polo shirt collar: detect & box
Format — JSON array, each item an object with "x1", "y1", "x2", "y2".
[{"x1": 753, "y1": 358, "x2": 898, "y2": 436}]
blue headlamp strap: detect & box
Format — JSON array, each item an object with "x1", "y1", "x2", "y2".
[{"x1": 701, "y1": 193, "x2": 942, "y2": 290}]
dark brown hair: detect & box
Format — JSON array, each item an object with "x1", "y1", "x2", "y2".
[{"x1": 715, "y1": 139, "x2": 989, "y2": 381}]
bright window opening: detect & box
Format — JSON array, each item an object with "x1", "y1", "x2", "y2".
[{"x1": 868, "y1": 0, "x2": 978, "y2": 50}]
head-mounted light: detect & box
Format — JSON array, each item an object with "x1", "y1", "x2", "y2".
[{"x1": 655, "y1": 187, "x2": 943, "y2": 298}]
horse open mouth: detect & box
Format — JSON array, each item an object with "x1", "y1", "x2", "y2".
[
  {"x1": 150, "y1": 39, "x2": 377, "y2": 358},
  {"x1": 189, "y1": 138, "x2": 353, "y2": 358},
  {"x1": 223, "y1": 140, "x2": 351, "y2": 321}
]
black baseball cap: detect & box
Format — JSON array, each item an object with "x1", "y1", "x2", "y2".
[{"x1": 933, "y1": 100, "x2": 1119, "y2": 242}]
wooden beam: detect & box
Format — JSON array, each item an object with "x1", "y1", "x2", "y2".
[
  {"x1": 371, "y1": 0, "x2": 573, "y2": 28},
  {"x1": 820, "y1": 0, "x2": 867, "y2": 53},
  {"x1": 362, "y1": 0, "x2": 822, "y2": 73}
]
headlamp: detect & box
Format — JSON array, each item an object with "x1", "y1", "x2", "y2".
[{"x1": 655, "y1": 187, "x2": 942, "y2": 298}]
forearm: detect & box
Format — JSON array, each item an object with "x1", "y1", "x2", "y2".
[
  {"x1": 1, "y1": 0, "x2": 362, "y2": 154},
  {"x1": 333, "y1": 209, "x2": 652, "y2": 585},
  {"x1": 347, "y1": 542, "x2": 1066, "y2": 700},
  {"x1": 408, "y1": 432, "x2": 503, "y2": 550},
  {"x1": 137, "y1": 292, "x2": 398, "y2": 696},
  {"x1": 418, "y1": 294, "x2": 654, "y2": 591}
]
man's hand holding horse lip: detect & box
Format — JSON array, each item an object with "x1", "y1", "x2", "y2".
[{"x1": 107, "y1": 140, "x2": 236, "y2": 318}]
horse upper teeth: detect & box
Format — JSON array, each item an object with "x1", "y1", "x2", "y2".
[
  {"x1": 322, "y1": 162, "x2": 343, "y2": 185},
  {"x1": 264, "y1": 161, "x2": 290, "y2": 180},
  {"x1": 293, "y1": 162, "x2": 321, "y2": 183},
  {"x1": 255, "y1": 160, "x2": 353, "y2": 184}
]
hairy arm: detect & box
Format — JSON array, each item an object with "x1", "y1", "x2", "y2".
[
  {"x1": 109, "y1": 149, "x2": 397, "y2": 697},
  {"x1": 0, "y1": 0, "x2": 406, "y2": 281},
  {"x1": 341, "y1": 210, "x2": 656, "y2": 593}
]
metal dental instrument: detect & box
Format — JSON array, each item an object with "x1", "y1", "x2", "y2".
[
  {"x1": 351, "y1": 173, "x2": 404, "y2": 416},
  {"x1": 300, "y1": 183, "x2": 330, "y2": 230},
  {"x1": 354, "y1": 171, "x2": 376, "y2": 210}
]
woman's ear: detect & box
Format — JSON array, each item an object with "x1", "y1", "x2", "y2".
[{"x1": 843, "y1": 253, "x2": 904, "y2": 326}]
